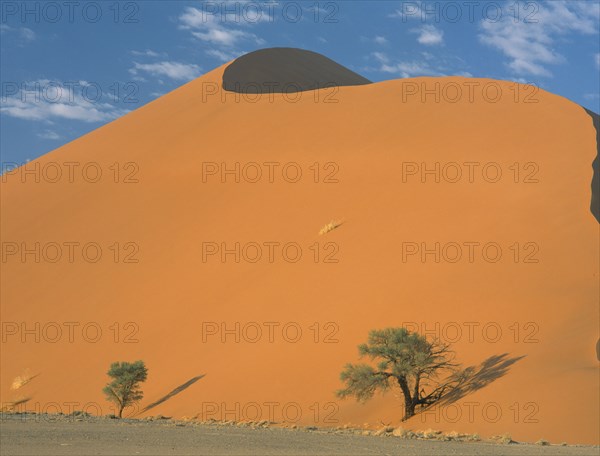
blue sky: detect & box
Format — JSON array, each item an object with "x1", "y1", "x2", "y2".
[{"x1": 1, "y1": 1, "x2": 599, "y2": 166}]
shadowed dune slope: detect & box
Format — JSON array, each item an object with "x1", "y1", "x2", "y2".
[
  {"x1": 222, "y1": 47, "x2": 371, "y2": 93},
  {"x1": 584, "y1": 109, "x2": 599, "y2": 222},
  {"x1": 1, "y1": 58, "x2": 598, "y2": 445}
]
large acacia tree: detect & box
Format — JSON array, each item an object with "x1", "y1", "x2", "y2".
[{"x1": 337, "y1": 328, "x2": 458, "y2": 420}]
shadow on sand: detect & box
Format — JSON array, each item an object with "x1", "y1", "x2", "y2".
[
  {"x1": 137, "y1": 375, "x2": 205, "y2": 416},
  {"x1": 423, "y1": 353, "x2": 525, "y2": 412}
]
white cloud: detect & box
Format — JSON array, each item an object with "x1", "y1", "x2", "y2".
[
  {"x1": 20, "y1": 27, "x2": 36, "y2": 41},
  {"x1": 479, "y1": 1, "x2": 599, "y2": 77},
  {"x1": 192, "y1": 28, "x2": 250, "y2": 47},
  {"x1": 414, "y1": 25, "x2": 444, "y2": 46},
  {"x1": 509, "y1": 77, "x2": 530, "y2": 84},
  {"x1": 1, "y1": 80, "x2": 128, "y2": 123},
  {"x1": 131, "y1": 49, "x2": 162, "y2": 57},
  {"x1": 388, "y1": 3, "x2": 424, "y2": 20},
  {"x1": 369, "y1": 52, "x2": 472, "y2": 78},
  {"x1": 361, "y1": 35, "x2": 389, "y2": 45},
  {"x1": 371, "y1": 52, "x2": 443, "y2": 78},
  {"x1": 595, "y1": 53, "x2": 600, "y2": 69},
  {"x1": 388, "y1": 61, "x2": 444, "y2": 78},
  {"x1": 179, "y1": 7, "x2": 264, "y2": 47},
  {"x1": 205, "y1": 49, "x2": 244, "y2": 62},
  {"x1": 37, "y1": 130, "x2": 61, "y2": 140},
  {"x1": 130, "y1": 61, "x2": 201, "y2": 81},
  {"x1": 372, "y1": 52, "x2": 390, "y2": 64},
  {"x1": 1, "y1": 24, "x2": 36, "y2": 42}
]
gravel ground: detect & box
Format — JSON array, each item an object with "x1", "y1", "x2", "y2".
[{"x1": 1, "y1": 413, "x2": 598, "y2": 456}]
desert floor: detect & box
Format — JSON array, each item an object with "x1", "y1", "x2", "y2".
[{"x1": 1, "y1": 414, "x2": 598, "y2": 456}]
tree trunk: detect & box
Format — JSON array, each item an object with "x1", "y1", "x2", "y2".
[
  {"x1": 118, "y1": 406, "x2": 123, "y2": 418},
  {"x1": 397, "y1": 376, "x2": 416, "y2": 421},
  {"x1": 404, "y1": 401, "x2": 416, "y2": 420}
]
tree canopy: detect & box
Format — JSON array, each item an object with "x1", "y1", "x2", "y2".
[{"x1": 102, "y1": 360, "x2": 148, "y2": 418}]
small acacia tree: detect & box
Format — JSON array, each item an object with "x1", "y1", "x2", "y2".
[
  {"x1": 337, "y1": 328, "x2": 457, "y2": 420},
  {"x1": 102, "y1": 360, "x2": 148, "y2": 418}
]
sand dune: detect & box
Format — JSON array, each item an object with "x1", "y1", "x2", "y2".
[{"x1": 1, "y1": 51, "x2": 598, "y2": 444}]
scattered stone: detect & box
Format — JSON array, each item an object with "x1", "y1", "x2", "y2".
[
  {"x1": 419, "y1": 429, "x2": 442, "y2": 439},
  {"x1": 392, "y1": 427, "x2": 410, "y2": 438},
  {"x1": 491, "y1": 433, "x2": 514, "y2": 445}
]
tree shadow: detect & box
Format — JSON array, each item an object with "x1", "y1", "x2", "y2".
[
  {"x1": 136, "y1": 375, "x2": 205, "y2": 416},
  {"x1": 421, "y1": 353, "x2": 525, "y2": 412}
]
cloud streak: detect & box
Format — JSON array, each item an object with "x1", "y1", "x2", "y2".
[
  {"x1": 130, "y1": 61, "x2": 201, "y2": 81},
  {"x1": 179, "y1": 7, "x2": 265, "y2": 47},
  {"x1": 1, "y1": 80, "x2": 128, "y2": 123},
  {"x1": 0, "y1": 24, "x2": 36, "y2": 43}
]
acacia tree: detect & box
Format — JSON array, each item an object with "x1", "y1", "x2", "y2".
[
  {"x1": 336, "y1": 328, "x2": 458, "y2": 420},
  {"x1": 102, "y1": 360, "x2": 148, "y2": 418}
]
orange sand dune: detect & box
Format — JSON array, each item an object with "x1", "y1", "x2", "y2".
[{"x1": 1, "y1": 63, "x2": 598, "y2": 444}]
